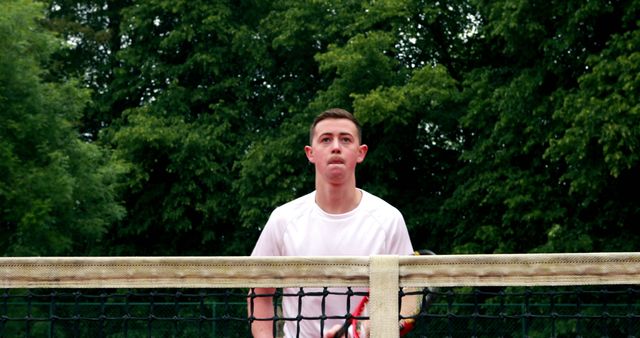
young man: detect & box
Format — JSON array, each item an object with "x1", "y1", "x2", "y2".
[{"x1": 249, "y1": 108, "x2": 414, "y2": 338}]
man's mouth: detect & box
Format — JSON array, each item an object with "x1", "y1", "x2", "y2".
[{"x1": 328, "y1": 157, "x2": 344, "y2": 165}]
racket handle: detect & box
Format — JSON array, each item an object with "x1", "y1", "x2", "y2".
[{"x1": 333, "y1": 321, "x2": 351, "y2": 338}]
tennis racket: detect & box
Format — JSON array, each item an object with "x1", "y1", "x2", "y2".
[{"x1": 333, "y1": 249, "x2": 438, "y2": 338}]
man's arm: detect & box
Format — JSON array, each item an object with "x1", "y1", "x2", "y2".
[{"x1": 248, "y1": 287, "x2": 276, "y2": 338}]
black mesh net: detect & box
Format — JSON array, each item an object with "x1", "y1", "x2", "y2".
[{"x1": 2, "y1": 286, "x2": 639, "y2": 337}]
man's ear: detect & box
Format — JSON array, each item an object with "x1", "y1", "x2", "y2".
[
  {"x1": 304, "y1": 145, "x2": 315, "y2": 163},
  {"x1": 357, "y1": 144, "x2": 368, "y2": 163}
]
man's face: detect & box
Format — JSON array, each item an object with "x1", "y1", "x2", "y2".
[{"x1": 305, "y1": 118, "x2": 368, "y2": 184}]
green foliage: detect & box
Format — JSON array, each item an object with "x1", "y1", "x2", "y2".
[
  {"x1": 0, "y1": 0, "x2": 125, "y2": 255},
  {"x1": 42, "y1": 0, "x2": 133, "y2": 138},
  {"x1": 18, "y1": 0, "x2": 640, "y2": 257},
  {"x1": 96, "y1": 0, "x2": 278, "y2": 255},
  {"x1": 448, "y1": 0, "x2": 640, "y2": 253},
  {"x1": 541, "y1": 27, "x2": 640, "y2": 252}
]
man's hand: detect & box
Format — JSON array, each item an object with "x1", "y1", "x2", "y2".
[{"x1": 324, "y1": 323, "x2": 351, "y2": 338}]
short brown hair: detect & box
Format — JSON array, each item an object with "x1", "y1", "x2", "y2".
[{"x1": 309, "y1": 108, "x2": 362, "y2": 145}]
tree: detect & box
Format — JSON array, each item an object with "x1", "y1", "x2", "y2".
[
  {"x1": 543, "y1": 26, "x2": 640, "y2": 252},
  {"x1": 442, "y1": 0, "x2": 639, "y2": 253},
  {"x1": 43, "y1": 0, "x2": 133, "y2": 139},
  {"x1": 0, "y1": 0, "x2": 125, "y2": 255},
  {"x1": 37, "y1": 0, "x2": 640, "y2": 257},
  {"x1": 97, "y1": 0, "x2": 273, "y2": 255}
]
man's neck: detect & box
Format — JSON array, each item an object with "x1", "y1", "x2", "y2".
[{"x1": 315, "y1": 184, "x2": 362, "y2": 214}]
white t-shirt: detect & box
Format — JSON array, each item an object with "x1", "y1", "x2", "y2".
[{"x1": 251, "y1": 189, "x2": 414, "y2": 337}]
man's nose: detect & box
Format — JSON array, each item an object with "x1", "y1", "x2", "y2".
[{"x1": 331, "y1": 139, "x2": 342, "y2": 152}]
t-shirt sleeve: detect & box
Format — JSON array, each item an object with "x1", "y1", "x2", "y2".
[
  {"x1": 387, "y1": 210, "x2": 414, "y2": 255},
  {"x1": 250, "y1": 209, "x2": 284, "y2": 256}
]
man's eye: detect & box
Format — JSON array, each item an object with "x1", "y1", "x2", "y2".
[
  {"x1": 341, "y1": 137, "x2": 352, "y2": 143},
  {"x1": 320, "y1": 137, "x2": 331, "y2": 143}
]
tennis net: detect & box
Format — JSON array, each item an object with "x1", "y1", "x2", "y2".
[{"x1": 1, "y1": 253, "x2": 639, "y2": 337}]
